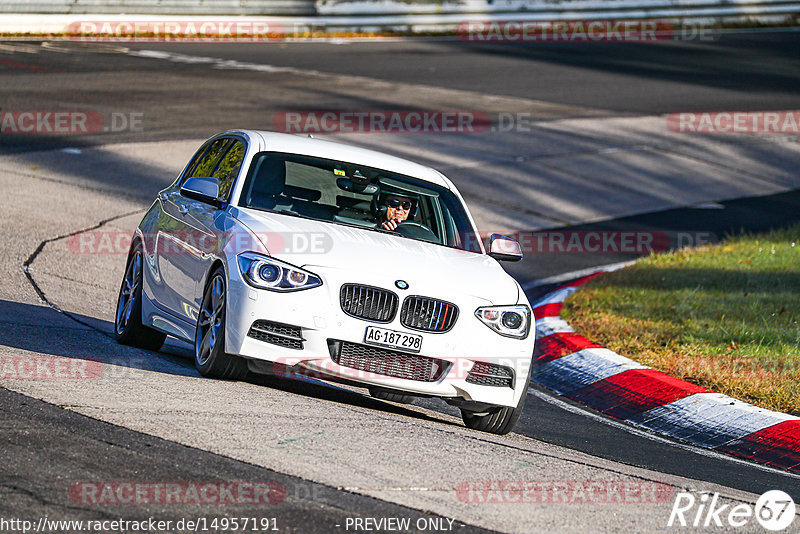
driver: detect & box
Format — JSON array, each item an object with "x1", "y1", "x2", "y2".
[{"x1": 379, "y1": 193, "x2": 414, "y2": 231}]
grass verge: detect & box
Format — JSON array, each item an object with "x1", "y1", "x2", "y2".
[{"x1": 563, "y1": 223, "x2": 800, "y2": 415}]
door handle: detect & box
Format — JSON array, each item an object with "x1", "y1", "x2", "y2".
[{"x1": 178, "y1": 205, "x2": 189, "y2": 215}]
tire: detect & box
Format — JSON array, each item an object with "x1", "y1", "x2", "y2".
[
  {"x1": 460, "y1": 363, "x2": 532, "y2": 435},
  {"x1": 369, "y1": 387, "x2": 415, "y2": 404},
  {"x1": 114, "y1": 242, "x2": 167, "y2": 351},
  {"x1": 194, "y1": 266, "x2": 248, "y2": 380}
]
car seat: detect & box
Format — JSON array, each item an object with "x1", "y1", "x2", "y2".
[{"x1": 247, "y1": 157, "x2": 288, "y2": 210}]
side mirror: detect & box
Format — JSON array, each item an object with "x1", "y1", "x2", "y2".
[
  {"x1": 488, "y1": 233, "x2": 523, "y2": 262},
  {"x1": 180, "y1": 177, "x2": 223, "y2": 208}
]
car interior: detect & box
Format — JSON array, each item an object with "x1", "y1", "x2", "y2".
[{"x1": 241, "y1": 153, "x2": 468, "y2": 247}]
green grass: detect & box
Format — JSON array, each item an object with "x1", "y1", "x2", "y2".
[{"x1": 563, "y1": 223, "x2": 800, "y2": 415}]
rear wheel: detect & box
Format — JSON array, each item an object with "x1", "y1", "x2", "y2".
[
  {"x1": 194, "y1": 267, "x2": 248, "y2": 380},
  {"x1": 114, "y1": 243, "x2": 166, "y2": 351},
  {"x1": 460, "y1": 364, "x2": 531, "y2": 435}
]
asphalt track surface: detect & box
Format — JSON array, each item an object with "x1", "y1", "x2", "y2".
[
  {"x1": 2, "y1": 31, "x2": 800, "y2": 531},
  {"x1": 128, "y1": 30, "x2": 800, "y2": 114},
  {"x1": 0, "y1": 386, "x2": 491, "y2": 533},
  {"x1": 3, "y1": 30, "x2": 800, "y2": 153}
]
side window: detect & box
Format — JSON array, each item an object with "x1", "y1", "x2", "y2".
[
  {"x1": 179, "y1": 145, "x2": 210, "y2": 185},
  {"x1": 212, "y1": 140, "x2": 245, "y2": 201},
  {"x1": 191, "y1": 138, "x2": 231, "y2": 179}
]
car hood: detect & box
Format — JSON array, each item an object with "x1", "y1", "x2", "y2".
[{"x1": 233, "y1": 207, "x2": 520, "y2": 305}]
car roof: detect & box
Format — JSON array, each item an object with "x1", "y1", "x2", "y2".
[{"x1": 229, "y1": 130, "x2": 454, "y2": 190}]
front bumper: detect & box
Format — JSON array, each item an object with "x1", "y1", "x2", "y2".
[{"x1": 225, "y1": 269, "x2": 534, "y2": 409}]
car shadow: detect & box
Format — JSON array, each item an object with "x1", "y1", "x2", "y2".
[
  {"x1": 0, "y1": 298, "x2": 462, "y2": 428},
  {"x1": 0, "y1": 298, "x2": 198, "y2": 377},
  {"x1": 247, "y1": 371, "x2": 465, "y2": 428}
]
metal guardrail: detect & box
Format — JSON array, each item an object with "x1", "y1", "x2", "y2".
[
  {"x1": 0, "y1": 0, "x2": 797, "y2": 34},
  {"x1": 0, "y1": 0, "x2": 317, "y2": 16},
  {"x1": 317, "y1": 0, "x2": 800, "y2": 17}
]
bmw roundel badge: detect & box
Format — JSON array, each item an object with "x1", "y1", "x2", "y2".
[{"x1": 395, "y1": 280, "x2": 409, "y2": 290}]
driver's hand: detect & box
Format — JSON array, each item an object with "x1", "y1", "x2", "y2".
[{"x1": 381, "y1": 219, "x2": 399, "y2": 231}]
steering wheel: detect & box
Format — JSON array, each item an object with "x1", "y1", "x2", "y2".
[{"x1": 394, "y1": 221, "x2": 439, "y2": 244}]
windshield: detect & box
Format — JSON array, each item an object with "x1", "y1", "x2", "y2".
[{"x1": 238, "y1": 152, "x2": 482, "y2": 253}]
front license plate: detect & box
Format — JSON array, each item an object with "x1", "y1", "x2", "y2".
[{"x1": 364, "y1": 326, "x2": 423, "y2": 353}]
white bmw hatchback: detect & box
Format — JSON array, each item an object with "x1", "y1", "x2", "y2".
[{"x1": 115, "y1": 130, "x2": 535, "y2": 434}]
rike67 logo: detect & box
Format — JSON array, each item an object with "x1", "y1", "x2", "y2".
[{"x1": 668, "y1": 490, "x2": 795, "y2": 530}]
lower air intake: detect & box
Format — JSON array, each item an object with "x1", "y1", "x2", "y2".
[
  {"x1": 466, "y1": 361, "x2": 514, "y2": 388},
  {"x1": 248, "y1": 320, "x2": 304, "y2": 350},
  {"x1": 329, "y1": 340, "x2": 448, "y2": 382}
]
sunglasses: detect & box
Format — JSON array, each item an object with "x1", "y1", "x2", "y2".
[{"x1": 385, "y1": 198, "x2": 412, "y2": 210}]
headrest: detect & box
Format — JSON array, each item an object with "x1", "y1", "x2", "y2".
[{"x1": 251, "y1": 157, "x2": 286, "y2": 199}]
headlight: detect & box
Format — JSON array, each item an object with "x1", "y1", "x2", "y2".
[
  {"x1": 237, "y1": 252, "x2": 322, "y2": 292},
  {"x1": 475, "y1": 305, "x2": 531, "y2": 339}
]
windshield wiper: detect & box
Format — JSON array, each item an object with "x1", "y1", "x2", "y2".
[
  {"x1": 370, "y1": 226, "x2": 407, "y2": 237},
  {"x1": 275, "y1": 209, "x2": 317, "y2": 220},
  {"x1": 249, "y1": 207, "x2": 317, "y2": 221},
  {"x1": 331, "y1": 219, "x2": 407, "y2": 238}
]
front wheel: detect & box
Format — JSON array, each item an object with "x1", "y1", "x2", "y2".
[
  {"x1": 194, "y1": 267, "x2": 248, "y2": 380},
  {"x1": 114, "y1": 243, "x2": 166, "y2": 351}
]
